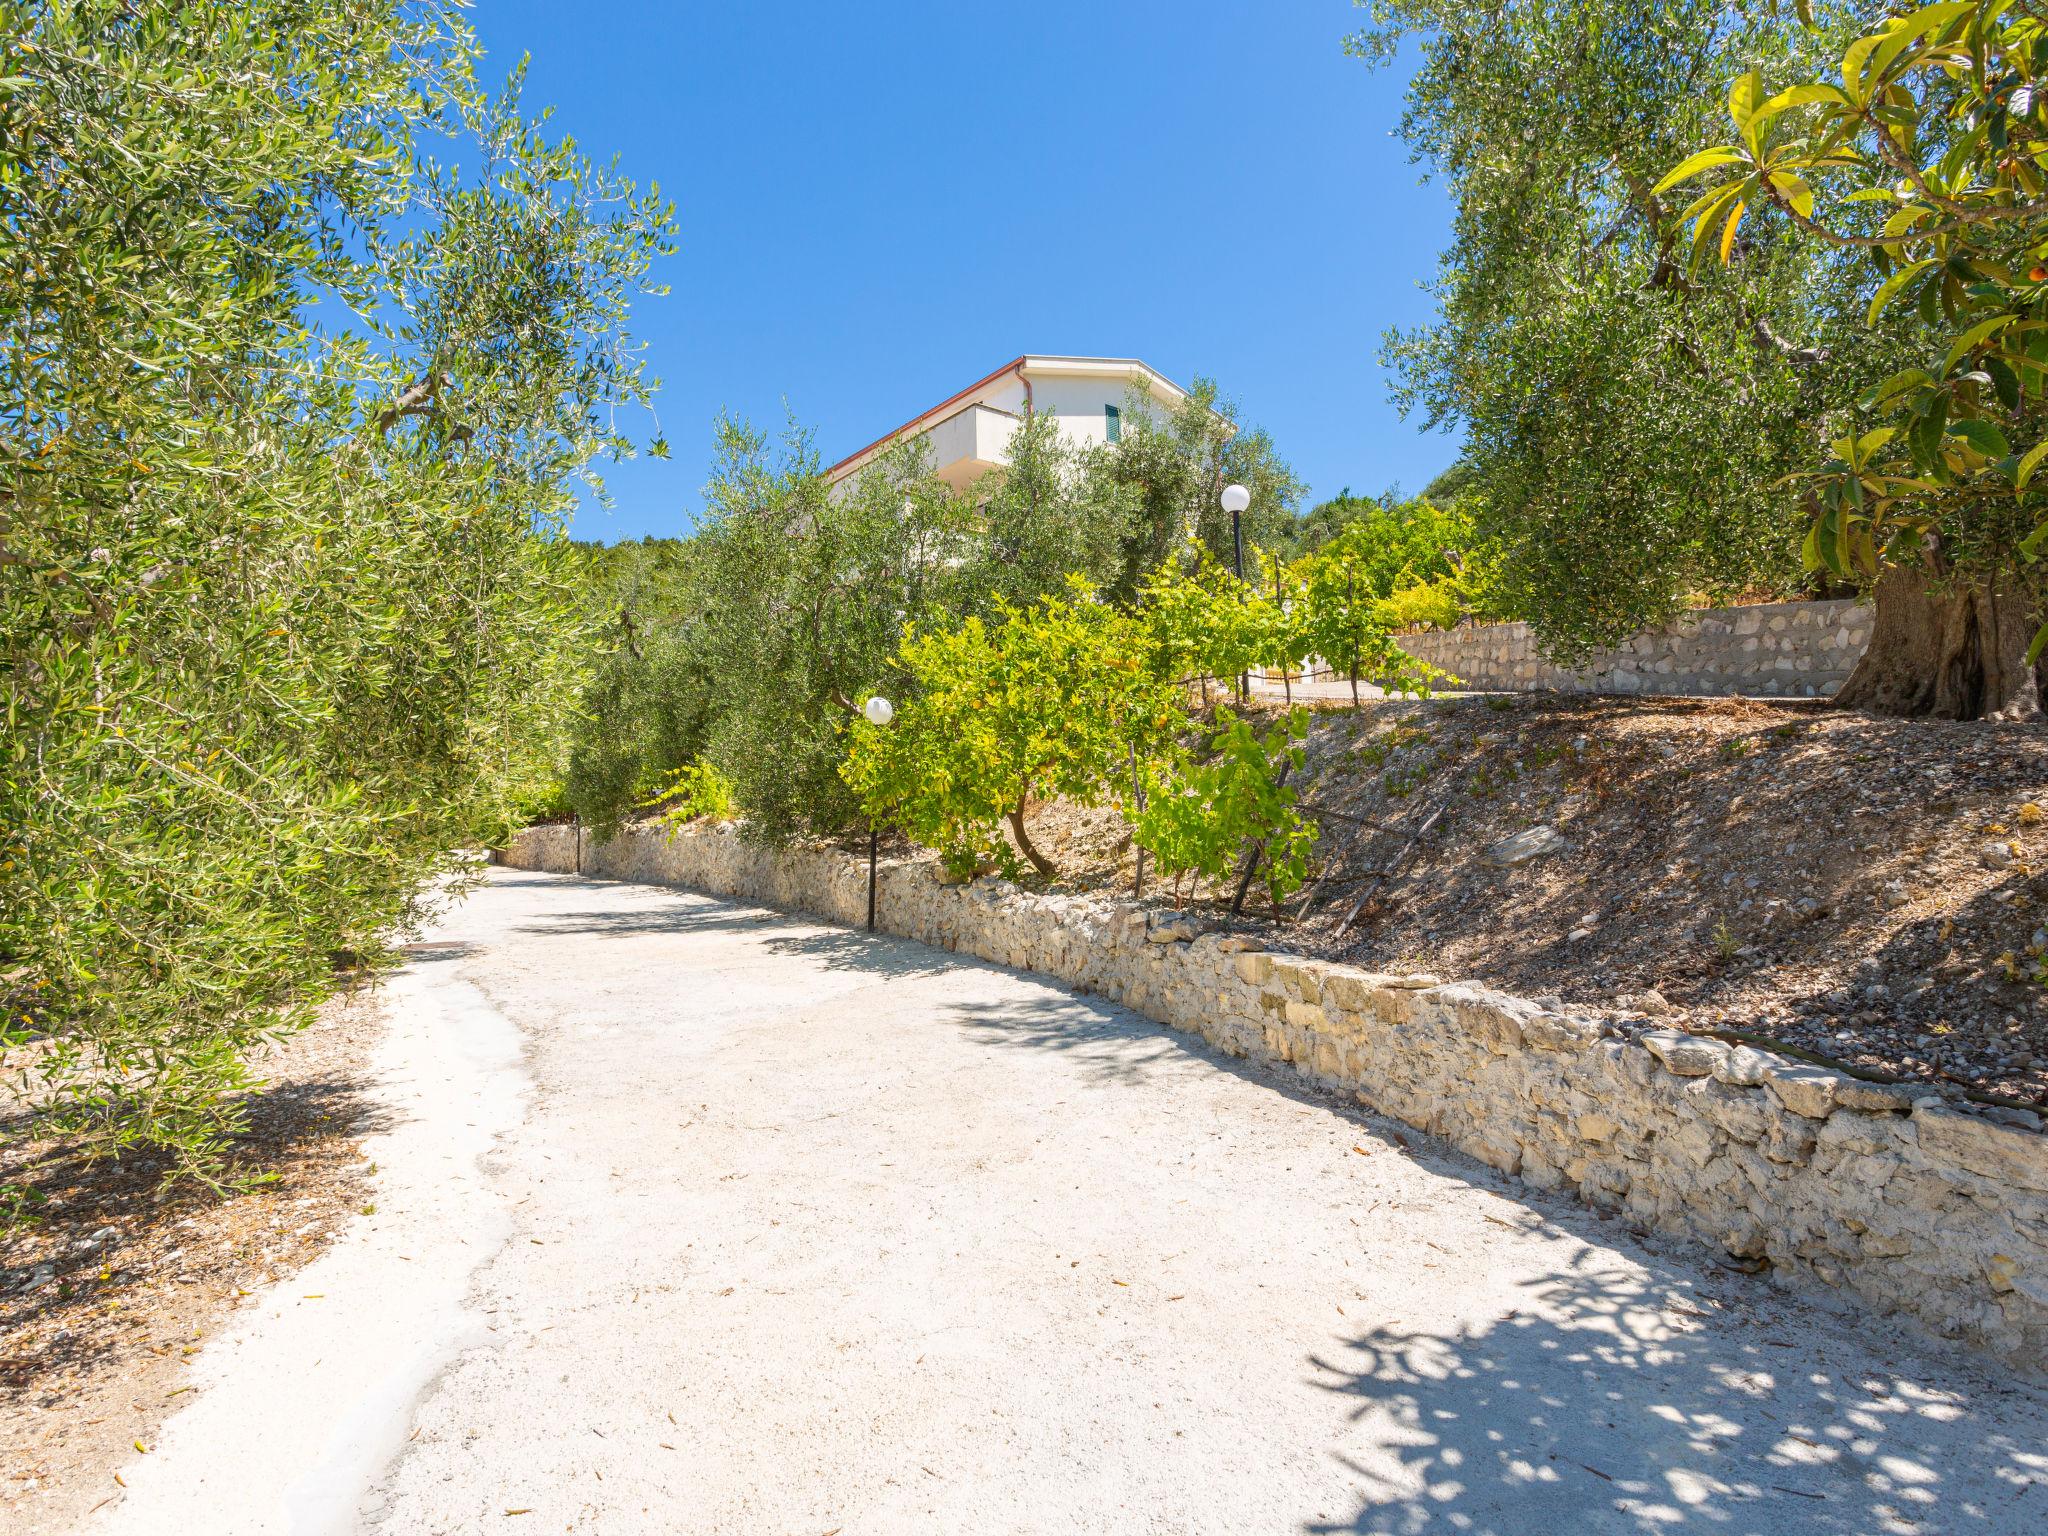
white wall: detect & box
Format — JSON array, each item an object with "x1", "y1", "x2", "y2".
[{"x1": 1025, "y1": 373, "x2": 1171, "y2": 453}]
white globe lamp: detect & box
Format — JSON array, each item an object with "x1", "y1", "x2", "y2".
[{"x1": 1220, "y1": 483, "x2": 1250, "y2": 580}]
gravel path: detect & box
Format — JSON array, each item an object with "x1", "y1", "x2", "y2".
[{"x1": 89, "y1": 868, "x2": 2048, "y2": 1534}]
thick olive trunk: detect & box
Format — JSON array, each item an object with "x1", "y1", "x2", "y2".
[{"x1": 1834, "y1": 570, "x2": 2044, "y2": 720}]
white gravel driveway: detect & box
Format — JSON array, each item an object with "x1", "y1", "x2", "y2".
[{"x1": 91, "y1": 868, "x2": 2048, "y2": 1534}]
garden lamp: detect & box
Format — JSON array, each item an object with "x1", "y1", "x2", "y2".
[
  {"x1": 1221, "y1": 484, "x2": 1252, "y2": 698},
  {"x1": 1221, "y1": 483, "x2": 1251, "y2": 579},
  {"x1": 864, "y1": 696, "x2": 894, "y2": 927}
]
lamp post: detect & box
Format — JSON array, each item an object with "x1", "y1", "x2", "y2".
[
  {"x1": 1221, "y1": 483, "x2": 1251, "y2": 701},
  {"x1": 1221, "y1": 482, "x2": 1250, "y2": 580},
  {"x1": 862, "y1": 694, "x2": 895, "y2": 931}
]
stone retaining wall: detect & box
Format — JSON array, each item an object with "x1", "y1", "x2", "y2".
[
  {"x1": 503, "y1": 820, "x2": 2048, "y2": 1369},
  {"x1": 1389, "y1": 598, "x2": 1873, "y2": 698}
]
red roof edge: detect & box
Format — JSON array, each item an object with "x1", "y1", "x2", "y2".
[{"x1": 824, "y1": 355, "x2": 1028, "y2": 481}]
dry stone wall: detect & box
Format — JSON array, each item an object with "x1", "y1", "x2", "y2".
[
  {"x1": 1389, "y1": 598, "x2": 1873, "y2": 698},
  {"x1": 503, "y1": 819, "x2": 2048, "y2": 1370}
]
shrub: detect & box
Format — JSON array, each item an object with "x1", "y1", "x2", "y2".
[
  {"x1": 645, "y1": 759, "x2": 738, "y2": 828},
  {"x1": 1293, "y1": 528, "x2": 1447, "y2": 701},
  {"x1": 1136, "y1": 548, "x2": 1302, "y2": 699},
  {"x1": 1135, "y1": 707, "x2": 1319, "y2": 909},
  {"x1": 1378, "y1": 577, "x2": 1465, "y2": 633}
]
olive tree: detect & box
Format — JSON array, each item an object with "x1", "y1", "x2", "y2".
[
  {"x1": 1663, "y1": 0, "x2": 2048, "y2": 716},
  {"x1": 562, "y1": 538, "x2": 713, "y2": 836},
  {"x1": 1095, "y1": 379, "x2": 1304, "y2": 596},
  {"x1": 1351, "y1": 0, "x2": 1906, "y2": 661},
  {"x1": 957, "y1": 408, "x2": 1141, "y2": 614},
  {"x1": 1, "y1": 1, "x2": 672, "y2": 1178},
  {"x1": 685, "y1": 423, "x2": 970, "y2": 839}
]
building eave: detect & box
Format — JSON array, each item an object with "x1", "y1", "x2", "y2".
[
  {"x1": 823, "y1": 355, "x2": 1202, "y2": 485},
  {"x1": 824, "y1": 355, "x2": 1028, "y2": 484}
]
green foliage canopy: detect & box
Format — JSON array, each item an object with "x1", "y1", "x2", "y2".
[
  {"x1": 841, "y1": 589, "x2": 1175, "y2": 879},
  {"x1": 1134, "y1": 706, "x2": 1319, "y2": 910},
  {"x1": 1662, "y1": 1, "x2": 2048, "y2": 658},
  {"x1": 1293, "y1": 526, "x2": 1448, "y2": 699},
  {"x1": 561, "y1": 538, "x2": 711, "y2": 835},
  {"x1": 1351, "y1": 0, "x2": 1904, "y2": 660},
  {"x1": 681, "y1": 423, "x2": 968, "y2": 839},
  {"x1": 958, "y1": 409, "x2": 1141, "y2": 615},
  {"x1": 1, "y1": 0, "x2": 672, "y2": 1176},
  {"x1": 1097, "y1": 379, "x2": 1305, "y2": 597}
]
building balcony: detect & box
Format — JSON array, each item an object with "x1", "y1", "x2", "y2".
[{"x1": 923, "y1": 402, "x2": 1020, "y2": 491}]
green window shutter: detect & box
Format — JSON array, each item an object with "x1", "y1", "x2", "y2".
[{"x1": 1104, "y1": 404, "x2": 1121, "y2": 443}]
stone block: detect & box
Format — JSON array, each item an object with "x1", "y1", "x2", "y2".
[
  {"x1": 1714, "y1": 1045, "x2": 1773, "y2": 1087},
  {"x1": 1284, "y1": 1000, "x2": 1327, "y2": 1032},
  {"x1": 1817, "y1": 1110, "x2": 1912, "y2": 1160},
  {"x1": 1484, "y1": 825, "x2": 1565, "y2": 866},
  {"x1": 1916, "y1": 1105, "x2": 2048, "y2": 1194},
  {"x1": 1270, "y1": 957, "x2": 1324, "y2": 1003},
  {"x1": 1521, "y1": 1011, "x2": 1603, "y2": 1052},
  {"x1": 1761, "y1": 1118, "x2": 1819, "y2": 1165},
  {"x1": 1688, "y1": 1078, "x2": 1771, "y2": 1144},
  {"x1": 1642, "y1": 1029, "x2": 1728, "y2": 1077},
  {"x1": 1834, "y1": 1078, "x2": 1916, "y2": 1115},
  {"x1": 1576, "y1": 1111, "x2": 1621, "y2": 1143},
  {"x1": 1319, "y1": 970, "x2": 1379, "y2": 1013},
  {"x1": 1763, "y1": 1061, "x2": 1842, "y2": 1119}
]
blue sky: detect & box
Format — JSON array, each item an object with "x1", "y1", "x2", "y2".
[{"x1": 467, "y1": 1, "x2": 1457, "y2": 543}]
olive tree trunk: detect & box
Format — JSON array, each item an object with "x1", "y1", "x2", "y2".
[
  {"x1": 1006, "y1": 799, "x2": 1057, "y2": 878},
  {"x1": 1834, "y1": 569, "x2": 2044, "y2": 720}
]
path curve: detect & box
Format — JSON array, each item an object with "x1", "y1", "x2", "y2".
[{"x1": 92, "y1": 869, "x2": 2048, "y2": 1534}]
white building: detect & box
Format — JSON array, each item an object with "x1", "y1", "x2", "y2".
[{"x1": 824, "y1": 355, "x2": 1195, "y2": 494}]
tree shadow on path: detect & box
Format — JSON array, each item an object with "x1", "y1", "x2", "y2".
[
  {"x1": 1305, "y1": 1245, "x2": 2046, "y2": 1535},
  {"x1": 508, "y1": 894, "x2": 956, "y2": 983},
  {"x1": 944, "y1": 992, "x2": 1197, "y2": 1088},
  {"x1": 935, "y1": 988, "x2": 2048, "y2": 1535}
]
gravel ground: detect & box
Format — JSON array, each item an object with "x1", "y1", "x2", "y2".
[
  {"x1": 1, "y1": 995, "x2": 383, "y2": 1533},
  {"x1": 74, "y1": 868, "x2": 2048, "y2": 1535}
]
